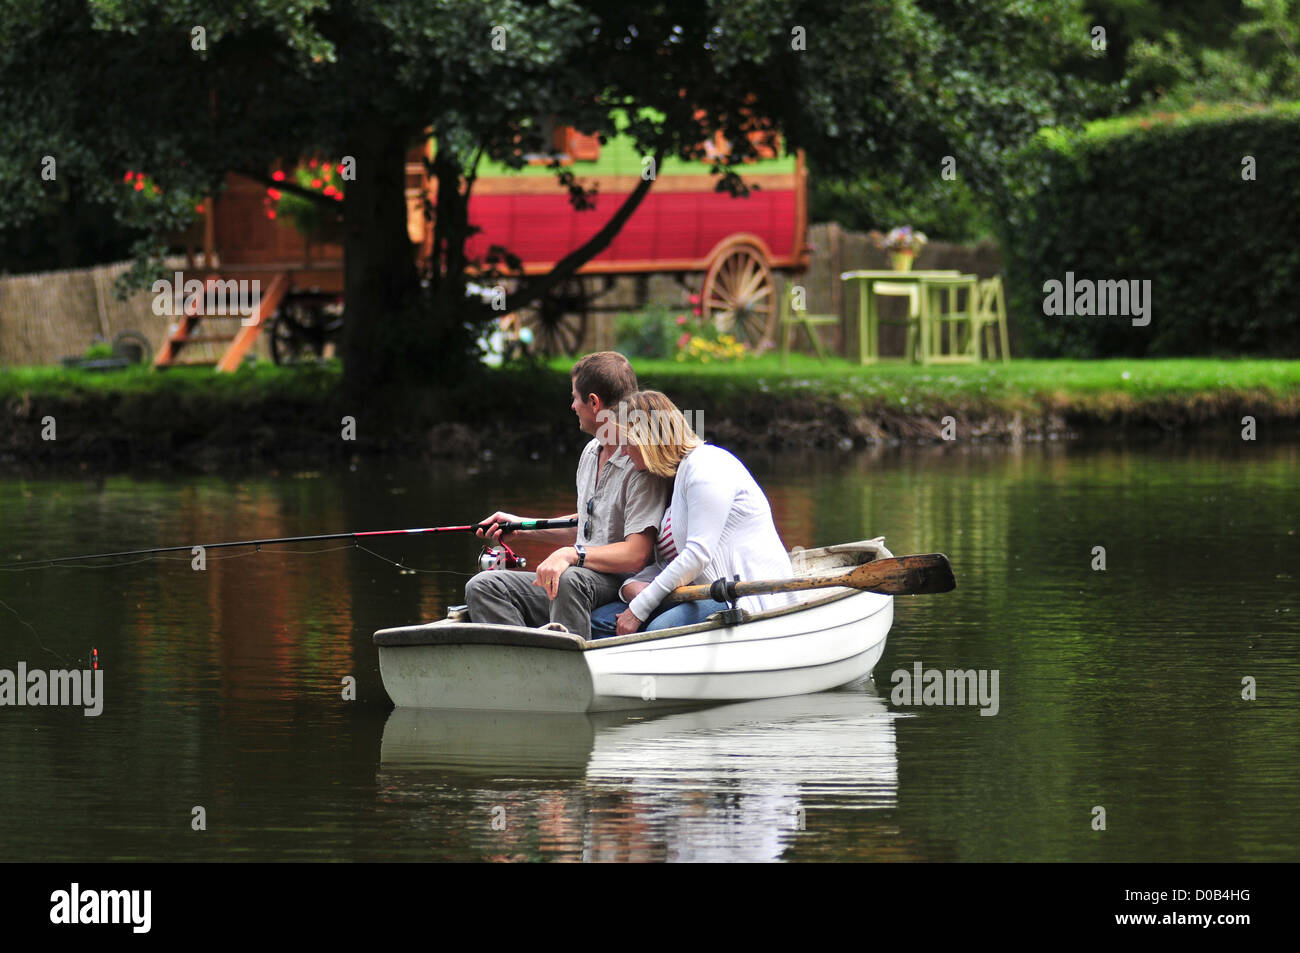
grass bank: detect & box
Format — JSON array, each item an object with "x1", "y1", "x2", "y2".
[
  {"x1": 605, "y1": 356, "x2": 1300, "y2": 447},
  {"x1": 2, "y1": 356, "x2": 1297, "y2": 466}
]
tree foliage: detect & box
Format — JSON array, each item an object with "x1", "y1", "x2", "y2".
[
  {"x1": 1126, "y1": 0, "x2": 1300, "y2": 108},
  {"x1": 1, "y1": 0, "x2": 1102, "y2": 392}
]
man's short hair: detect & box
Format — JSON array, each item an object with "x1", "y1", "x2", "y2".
[{"x1": 571, "y1": 351, "x2": 637, "y2": 407}]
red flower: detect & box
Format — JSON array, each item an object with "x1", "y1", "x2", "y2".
[
  {"x1": 677, "y1": 333, "x2": 691, "y2": 349},
  {"x1": 676, "y1": 315, "x2": 688, "y2": 325},
  {"x1": 195, "y1": 202, "x2": 205, "y2": 213},
  {"x1": 311, "y1": 179, "x2": 322, "y2": 189},
  {"x1": 323, "y1": 185, "x2": 336, "y2": 196},
  {"x1": 267, "y1": 188, "x2": 281, "y2": 200},
  {"x1": 134, "y1": 181, "x2": 145, "y2": 191},
  {"x1": 333, "y1": 193, "x2": 343, "y2": 202},
  {"x1": 266, "y1": 210, "x2": 277, "y2": 219},
  {"x1": 272, "y1": 170, "x2": 286, "y2": 181},
  {"x1": 309, "y1": 159, "x2": 319, "y2": 168},
  {"x1": 336, "y1": 164, "x2": 345, "y2": 175},
  {"x1": 123, "y1": 171, "x2": 134, "y2": 182}
]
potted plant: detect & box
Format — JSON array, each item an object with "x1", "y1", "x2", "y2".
[
  {"x1": 868, "y1": 225, "x2": 928, "y2": 270},
  {"x1": 264, "y1": 159, "x2": 347, "y2": 252}
]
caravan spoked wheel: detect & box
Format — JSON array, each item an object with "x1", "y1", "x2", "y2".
[
  {"x1": 270, "y1": 294, "x2": 343, "y2": 365},
  {"x1": 701, "y1": 242, "x2": 776, "y2": 349}
]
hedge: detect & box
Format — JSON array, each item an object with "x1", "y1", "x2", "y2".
[{"x1": 997, "y1": 102, "x2": 1300, "y2": 358}]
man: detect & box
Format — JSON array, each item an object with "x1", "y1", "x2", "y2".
[{"x1": 465, "y1": 351, "x2": 669, "y2": 638}]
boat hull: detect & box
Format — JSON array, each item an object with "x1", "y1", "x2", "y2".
[
  {"x1": 374, "y1": 539, "x2": 896, "y2": 712},
  {"x1": 378, "y1": 639, "x2": 597, "y2": 712}
]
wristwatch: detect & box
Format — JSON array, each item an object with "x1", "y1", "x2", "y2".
[{"x1": 574, "y1": 543, "x2": 587, "y2": 568}]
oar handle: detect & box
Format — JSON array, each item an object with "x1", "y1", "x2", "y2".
[{"x1": 668, "y1": 576, "x2": 809, "y2": 604}]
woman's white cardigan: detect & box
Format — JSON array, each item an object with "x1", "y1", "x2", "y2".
[{"x1": 625, "y1": 444, "x2": 798, "y2": 620}]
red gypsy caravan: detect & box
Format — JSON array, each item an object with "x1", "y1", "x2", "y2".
[
  {"x1": 459, "y1": 112, "x2": 810, "y2": 354},
  {"x1": 155, "y1": 113, "x2": 811, "y2": 367}
]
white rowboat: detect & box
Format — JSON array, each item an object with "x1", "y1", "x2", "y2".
[{"x1": 373, "y1": 538, "x2": 895, "y2": 712}]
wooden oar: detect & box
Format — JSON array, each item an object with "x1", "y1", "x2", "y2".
[{"x1": 666, "y1": 554, "x2": 956, "y2": 604}]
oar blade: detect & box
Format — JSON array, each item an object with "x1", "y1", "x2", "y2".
[
  {"x1": 847, "y1": 554, "x2": 956, "y2": 596},
  {"x1": 668, "y1": 553, "x2": 958, "y2": 604}
]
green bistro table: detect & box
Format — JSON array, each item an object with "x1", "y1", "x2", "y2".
[{"x1": 839, "y1": 270, "x2": 962, "y2": 364}]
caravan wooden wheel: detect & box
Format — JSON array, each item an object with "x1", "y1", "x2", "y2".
[
  {"x1": 270, "y1": 294, "x2": 343, "y2": 365},
  {"x1": 701, "y1": 242, "x2": 775, "y2": 349},
  {"x1": 519, "y1": 277, "x2": 590, "y2": 356}
]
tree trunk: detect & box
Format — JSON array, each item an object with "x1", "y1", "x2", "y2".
[{"x1": 340, "y1": 116, "x2": 420, "y2": 402}]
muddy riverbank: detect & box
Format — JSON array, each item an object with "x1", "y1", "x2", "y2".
[{"x1": 3, "y1": 363, "x2": 1295, "y2": 468}]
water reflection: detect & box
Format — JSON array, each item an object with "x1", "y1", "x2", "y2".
[
  {"x1": 2, "y1": 440, "x2": 1295, "y2": 862},
  {"x1": 377, "y1": 689, "x2": 901, "y2": 862}
]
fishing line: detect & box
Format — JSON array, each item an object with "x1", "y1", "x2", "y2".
[
  {"x1": 0, "y1": 520, "x2": 555, "y2": 658},
  {"x1": 0, "y1": 595, "x2": 75, "y2": 666},
  {"x1": 0, "y1": 542, "x2": 477, "y2": 575},
  {"x1": 0, "y1": 517, "x2": 577, "y2": 572},
  {"x1": 0, "y1": 549, "x2": 256, "y2": 571},
  {"x1": 352, "y1": 544, "x2": 478, "y2": 577},
  {"x1": 0, "y1": 542, "x2": 467, "y2": 665}
]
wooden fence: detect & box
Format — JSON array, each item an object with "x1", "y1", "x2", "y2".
[
  {"x1": 1, "y1": 224, "x2": 1003, "y2": 366},
  {"x1": 1, "y1": 259, "x2": 174, "y2": 367},
  {"x1": 790, "y1": 223, "x2": 1004, "y2": 359},
  {"x1": 0, "y1": 258, "x2": 282, "y2": 368}
]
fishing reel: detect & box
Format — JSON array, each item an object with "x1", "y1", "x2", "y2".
[{"x1": 478, "y1": 541, "x2": 526, "y2": 571}]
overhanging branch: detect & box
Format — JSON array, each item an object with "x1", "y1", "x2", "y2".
[{"x1": 515, "y1": 149, "x2": 664, "y2": 306}]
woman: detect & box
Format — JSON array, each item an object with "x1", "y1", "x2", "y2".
[{"x1": 590, "y1": 390, "x2": 798, "y2": 636}]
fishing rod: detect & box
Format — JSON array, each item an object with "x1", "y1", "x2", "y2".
[{"x1": 0, "y1": 517, "x2": 578, "y2": 572}]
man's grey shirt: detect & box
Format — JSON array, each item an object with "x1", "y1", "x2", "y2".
[{"x1": 575, "y1": 439, "x2": 669, "y2": 558}]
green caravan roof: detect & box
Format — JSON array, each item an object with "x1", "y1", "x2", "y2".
[{"x1": 467, "y1": 108, "x2": 796, "y2": 179}]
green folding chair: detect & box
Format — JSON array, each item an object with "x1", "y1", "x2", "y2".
[
  {"x1": 972, "y1": 276, "x2": 1011, "y2": 362},
  {"x1": 779, "y1": 282, "x2": 840, "y2": 367}
]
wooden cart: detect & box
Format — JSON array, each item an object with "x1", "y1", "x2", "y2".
[{"x1": 158, "y1": 120, "x2": 810, "y2": 368}]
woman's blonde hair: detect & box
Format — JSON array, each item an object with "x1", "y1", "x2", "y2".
[{"x1": 618, "y1": 390, "x2": 701, "y2": 478}]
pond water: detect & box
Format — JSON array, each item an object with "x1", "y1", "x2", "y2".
[{"x1": 0, "y1": 439, "x2": 1295, "y2": 861}]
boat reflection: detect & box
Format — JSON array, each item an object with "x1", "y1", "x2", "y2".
[{"x1": 377, "y1": 687, "x2": 903, "y2": 862}]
